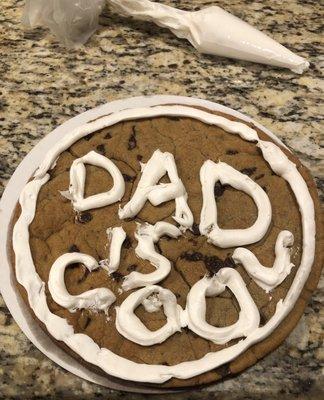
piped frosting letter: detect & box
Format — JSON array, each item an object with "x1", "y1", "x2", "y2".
[
  {"x1": 48, "y1": 253, "x2": 116, "y2": 313},
  {"x1": 67, "y1": 150, "x2": 125, "y2": 212},
  {"x1": 232, "y1": 230, "x2": 295, "y2": 293},
  {"x1": 118, "y1": 149, "x2": 193, "y2": 230},
  {"x1": 199, "y1": 161, "x2": 272, "y2": 248}
]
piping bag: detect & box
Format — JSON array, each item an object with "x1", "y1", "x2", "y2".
[{"x1": 109, "y1": 0, "x2": 309, "y2": 73}]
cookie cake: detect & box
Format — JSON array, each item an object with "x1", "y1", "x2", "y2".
[{"x1": 10, "y1": 104, "x2": 322, "y2": 389}]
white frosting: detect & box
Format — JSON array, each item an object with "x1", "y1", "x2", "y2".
[
  {"x1": 99, "y1": 227, "x2": 126, "y2": 274},
  {"x1": 68, "y1": 150, "x2": 125, "y2": 212},
  {"x1": 233, "y1": 230, "x2": 295, "y2": 293},
  {"x1": 13, "y1": 105, "x2": 316, "y2": 383},
  {"x1": 119, "y1": 149, "x2": 193, "y2": 230},
  {"x1": 48, "y1": 253, "x2": 116, "y2": 313},
  {"x1": 199, "y1": 161, "x2": 272, "y2": 248},
  {"x1": 13, "y1": 176, "x2": 75, "y2": 341},
  {"x1": 122, "y1": 222, "x2": 181, "y2": 291},
  {"x1": 109, "y1": 1, "x2": 309, "y2": 73},
  {"x1": 116, "y1": 285, "x2": 183, "y2": 346},
  {"x1": 186, "y1": 269, "x2": 260, "y2": 344}
]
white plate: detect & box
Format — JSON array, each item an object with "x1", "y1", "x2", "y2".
[{"x1": 0, "y1": 95, "x2": 287, "y2": 393}]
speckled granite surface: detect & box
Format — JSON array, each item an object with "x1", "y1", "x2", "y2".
[{"x1": 0, "y1": 0, "x2": 323, "y2": 399}]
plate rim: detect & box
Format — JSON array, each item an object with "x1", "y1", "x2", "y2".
[{"x1": 0, "y1": 95, "x2": 290, "y2": 393}]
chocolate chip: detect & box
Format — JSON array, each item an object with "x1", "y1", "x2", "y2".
[
  {"x1": 161, "y1": 361, "x2": 170, "y2": 366},
  {"x1": 136, "y1": 154, "x2": 143, "y2": 161},
  {"x1": 204, "y1": 255, "x2": 237, "y2": 276},
  {"x1": 223, "y1": 256, "x2": 236, "y2": 269},
  {"x1": 255, "y1": 173, "x2": 265, "y2": 180},
  {"x1": 123, "y1": 236, "x2": 132, "y2": 249},
  {"x1": 175, "y1": 293, "x2": 181, "y2": 299},
  {"x1": 214, "y1": 182, "x2": 227, "y2": 198},
  {"x1": 84, "y1": 132, "x2": 95, "y2": 141},
  {"x1": 262, "y1": 186, "x2": 268, "y2": 193},
  {"x1": 68, "y1": 244, "x2": 80, "y2": 253},
  {"x1": 226, "y1": 149, "x2": 238, "y2": 155},
  {"x1": 77, "y1": 212, "x2": 93, "y2": 224},
  {"x1": 96, "y1": 144, "x2": 106, "y2": 155},
  {"x1": 240, "y1": 167, "x2": 257, "y2": 176},
  {"x1": 104, "y1": 132, "x2": 112, "y2": 139},
  {"x1": 111, "y1": 272, "x2": 124, "y2": 282},
  {"x1": 191, "y1": 223, "x2": 200, "y2": 236},
  {"x1": 182, "y1": 250, "x2": 237, "y2": 276},
  {"x1": 204, "y1": 255, "x2": 224, "y2": 276},
  {"x1": 128, "y1": 126, "x2": 137, "y2": 150},
  {"x1": 127, "y1": 264, "x2": 137, "y2": 272},
  {"x1": 122, "y1": 174, "x2": 135, "y2": 183},
  {"x1": 168, "y1": 116, "x2": 180, "y2": 121},
  {"x1": 181, "y1": 251, "x2": 204, "y2": 262}
]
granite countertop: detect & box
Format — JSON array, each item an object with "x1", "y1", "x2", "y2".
[{"x1": 0, "y1": 0, "x2": 323, "y2": 399}]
